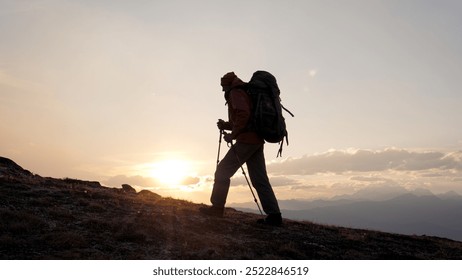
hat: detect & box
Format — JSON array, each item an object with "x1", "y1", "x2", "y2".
[{"x1": 220, "y1": 72, "x2": 237, "y2": 87}]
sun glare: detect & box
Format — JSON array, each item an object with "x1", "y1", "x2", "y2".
[{"x1": 149, "y1": 159, "x2": 192, "y2": 186}]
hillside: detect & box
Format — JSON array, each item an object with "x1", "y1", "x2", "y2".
[{"x1": 1, "y1": 156, "x2": 462, "y2": 260}]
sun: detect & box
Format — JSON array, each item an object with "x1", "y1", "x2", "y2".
[{"x1": 149, "y1": 159, "x2": 192, "y2": 186}]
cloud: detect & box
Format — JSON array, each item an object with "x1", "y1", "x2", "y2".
[
  {"x1": 181, "y1": 176, "x2": 200, "y2": 185},
  {"x1": 103, "y1": 174, "x2": 202, "y2": 189},
  {"x1": 228, "y1": 174, "x2": 300, "y2": 188},
  {"x1": 420, "y1": 172, "x2": 445, "y2": 178},
  {"x1": 269, "y1": 176, "x2": 302, "y2": 187},
  {"x1": 268, "y1": 148, "x2": 462, "y2": 175},
  {"x1": 349, "y1": 176, "x2": 389, "y2": 182}
]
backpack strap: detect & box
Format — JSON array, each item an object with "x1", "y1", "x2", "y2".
[
  {"x1": 276, "y1": 134, "x2": 289, "y2": 158},
  {"x1": 281, "y1": 103, "x2": 295, "y2": 117},
  {"x1": 277, "y1": 141, "x2": 284, "y2": 158}
]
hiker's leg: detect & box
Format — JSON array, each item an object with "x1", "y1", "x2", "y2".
[
  {"x1": 211, "y1": 146, "x2": 240, "y2": 207},
  {"x1": 246, "y1": 144, "x2": 281, "y2": 215},
  {"x1": 211, "y1": 142, "x2": 260, "y2": 207}
]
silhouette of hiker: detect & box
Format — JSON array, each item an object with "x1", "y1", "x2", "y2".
[{"x1": 200, "y1": 72, "x2": 282, "y2": 226}]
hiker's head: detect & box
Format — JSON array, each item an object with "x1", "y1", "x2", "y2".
[{"x1": 220, "y1": 72, "x2": 237, "y2": 93}]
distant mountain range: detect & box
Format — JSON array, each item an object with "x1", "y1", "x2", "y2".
[{"x1": 231, "y1": 187, "x2": 462, "y2": 241}]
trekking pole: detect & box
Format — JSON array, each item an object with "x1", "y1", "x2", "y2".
[
  {"x1": 216, "y1": 129, "x2": 223, "y2": 166},
  {"x1": 227, "y1": 139, "x2": 263, "y2": 215}
]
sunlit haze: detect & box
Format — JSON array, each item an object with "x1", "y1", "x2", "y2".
[
  {"x1": 146, "y1": 159, "x2": 193, "y2": 186},
  {"x1": 1, "y1": 0, "x2": 462, "y2": 205}
]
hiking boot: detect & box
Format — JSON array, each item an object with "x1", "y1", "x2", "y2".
[
  {"x1": 199, "y1": 205, "x2": 224, "y2": 218},
  {"x1": 257, "y1": 213, "x2": 282, "y2": 226}
]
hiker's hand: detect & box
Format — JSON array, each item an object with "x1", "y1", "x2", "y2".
[
  {"x1": 223, "y1": 132, "x2": 233, "y2": 143},
  {"x1": 217, "y1": 119, "x2": 226, "y2": 130}
]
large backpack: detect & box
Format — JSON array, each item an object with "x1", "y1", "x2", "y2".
[{"x1": 247, "y1": 71, "x2": 294, "y2": 157}]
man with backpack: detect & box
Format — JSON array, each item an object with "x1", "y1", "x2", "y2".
[{"x1": 199, "y1": 72, "x2": 282, "y2": 226}]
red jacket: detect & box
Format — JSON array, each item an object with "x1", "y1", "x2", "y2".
[{"x1": 224, "y1": 78, "x2": 263, "y2": 144}]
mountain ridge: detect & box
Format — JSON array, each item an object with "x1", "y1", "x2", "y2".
[{"x1": 1, "y1": 156, "x2": 462, "y2": 259}]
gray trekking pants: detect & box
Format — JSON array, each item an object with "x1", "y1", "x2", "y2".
[{"x1": 211, "y1": 142, "x2": 281, "y2": 215}]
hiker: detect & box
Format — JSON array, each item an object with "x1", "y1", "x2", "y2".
[{"x1": 200, "y1": 72, "x2": 282, "y2": 226}]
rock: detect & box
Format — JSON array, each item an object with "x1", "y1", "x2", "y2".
[
  {"x1": 138, "y1": 189, "x2": 161, "y2": 200},
  {"x1": 0, "y1": 156, "x2": 33, "y2": 178},
  {"x1": 121, "y1": 184, "x2": 136, "y2": 194}
]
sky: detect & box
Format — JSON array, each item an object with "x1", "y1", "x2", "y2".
[{"x1": 1, "y1": 0, "x2": 462, "y2": 205}]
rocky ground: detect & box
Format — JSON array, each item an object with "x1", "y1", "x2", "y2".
[{"x1": 1, "y1": 156, "x2": 462, "y2": 260}]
